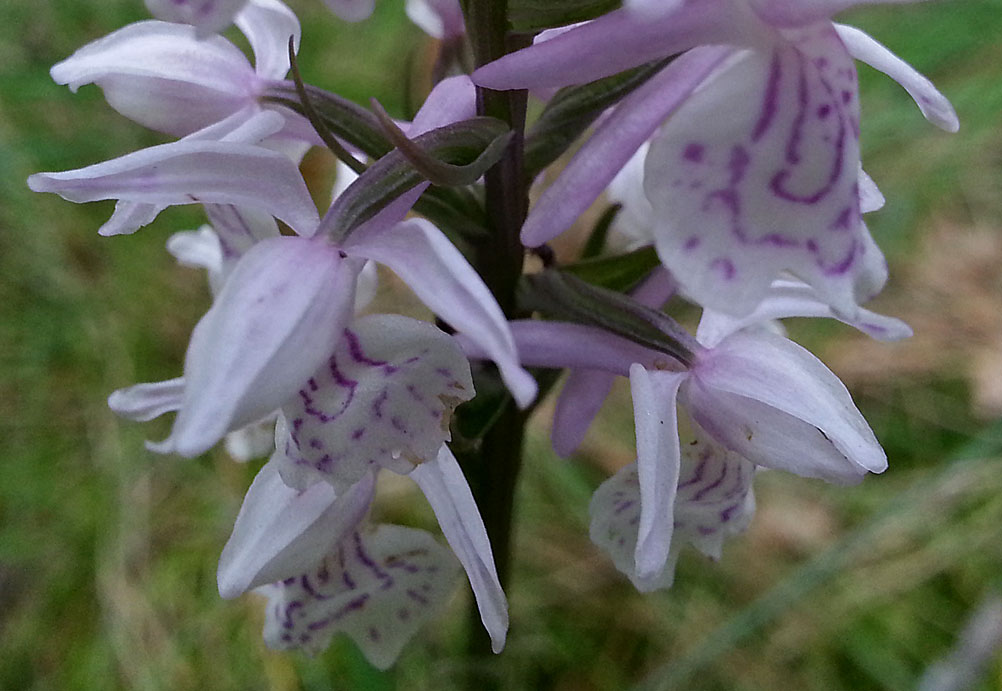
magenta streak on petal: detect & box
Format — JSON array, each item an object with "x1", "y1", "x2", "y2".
[
  {"x1": 330, "y1": 593, "x2": 371, "y2": 623},
  {"x1": 692, "y1": 463, "x2": 728, "y2": 501},
  {"x1": 683, "y1": 143, "x2": 705, "y2": 162},
  {"x1": 297, "y1": 356, "x2": 357, "y2": 424},
  {"x1": 343, "y1": 328, "x2": 388, "y2": 367},
  {"x1": 677, "y1": 458, "x2": 707, "y2": 490},
  {"x1": 300, "y1": 574, "x2": 331, "y2": 600},
  {"x1": 352, "y1": 532, "x2": 390, "y2": 581},
  {"x1": 752, "y1": 53, "x2": 782, "y2": 142}
]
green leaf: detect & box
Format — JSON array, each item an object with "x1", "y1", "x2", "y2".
[
  {"x1": 562, "y1": 245, "x2": 660, "y2": 292},
  {"x1": 519, "y1": 270, "x2": 696, "y2": 365},
  {"x1": 508, "y1": 0, "x2": 622, "y2": 32},
  {"x1": 580, "y1": 203, "x2": 621, "y2": 259},
  {"x1": 325, "y1": 117, "x2": 511, "y2": 241},
  {"x1": 524, "y1": 57, "x2": 674, "y2": 176}
]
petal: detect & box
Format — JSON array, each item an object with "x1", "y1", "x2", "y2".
[
  {"x1": 607, "y1": 142, "x2": 657, "y2": 249},
  {"x1": 695, "y1": 278, "x2": 912, "y2": 347},
  {"x1": 51, "y1": 20, "x2": 255, "y2": 135},
  {"x1": 223, "y1": 414, "x2": 278, "y2": 461},
  {"x1": 405, "y1": 0, "x2": 465, "y2": 39},
  {"x1": 217, "y1": 461, "x2": 375, "y2": 598},
  {"x1": 673, "y1": 430, "x2": 757, "y2": 560},
  {"x1": 629, "y1": 364, "x2": 686, "y2": 586},
  {"x1": 98, "y1": 201, "x2": 163, "y2": 237},
  {"x1": 624, "y1": 0, "x2": 686, "y2": 17},
  {"x1": 166, "y1": 226, "x2": 224, "y2": 275},
  {"x1": 858, "y1": 166, "x2": 885, "y2": 214},
  {"x1": 28, "y1": 139, "x2": 319, "y2": 237},
  {"x1": 520, "y1": 46, "x2": 733, "y2": 247},
  {"x1": 322, "y1": 0, "x2": 375, "y2": 22},
  {"x1": 411, "y1": 445, "x2": 509, "y2": 653},
  {"x1": 260, "y1": 524, "x2": 460, "y2": 667},
  {"x1": 236, "y1": 0, "x2": 301, "y2": 80},
  {"x1": 589, "y1": 462, "x2": 679, "y2": 591},
  {"x1": 551, "y1": 369, "x2": 617, "y2": 457},
  {"x1": 107, "y1": 378, "x2": 185, "y2": 421},
  {"x1": 834, "y1": 23, "x2": 959, "y2": 132},
  {"x1": 346, "y1": 219, "x2": 537, "y2": 408},
  {"x1": 164, "y1": 237, "x2": 357, "y2": 456},
  {"x1": 646, "y1": 27, "x2": 875, "y2": 316},
  {"x1": 689, "y1": 329, "x2": 886, "y2": 481},
  {"x1": 203, "y1": 204, "x2": 281, "y2": 265},
  {"x1": 748, "y1": 0, "x2": 926, "y2": 29},
  {"x1": 277, "y1": 314, "x2": 475, "y2": 492},
  {"x1": 472, "y1": 0, "x2": 746, "y2": 90},
  {"x1": 144, "y1": 0, "x2": 249, "y2": 37}
]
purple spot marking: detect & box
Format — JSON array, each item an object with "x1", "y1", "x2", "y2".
[
  {"x1": 709, "y1": 257, "x2": 736, "y2": 280},
  {"x1": 371, "y1": 389, "x2": 389, "y2": 419},
  {"x1": 678, "y1": 459, "x2": 707, "y2": 490},
  {"x1": 683, "y1": 143, "x2": 705, "y2": 162},
  {"x1": 352, "y1": 427, "x2": 365, "y2": 440},
  {"x1": 817, "y1": 104, "x2": 831, "y2": 119},
  {"x1": 720, "y1": 503, "x2": 741, "y2": 522},
  {"x1": 369, "y1": 627, "x2": 381, "y2": 642},
  {"x1": 343, "y1": 328, "x2": 388, "y2": 367},
  {"x1": 406, "y1": 588, "x2": 429, "y2": 605},
  {"x1": 398, "y1": 608, "x2": 410, "y2": 621},
  {"x1": 300, "y1": 574, "x2": 331, "y2": 601},
  {"x1": 693, "y1": 463, "x2": 728, "y2": 501}
]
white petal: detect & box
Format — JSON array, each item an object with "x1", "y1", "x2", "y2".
[
  {"x1": 834, "y1": 23, "x2": 958, "y2": 132},
  {"x1": 688, "y1": 329, "x2": 886, "y2": 481},
  {"x1": 646, "y1": 27, "x2": 874, "y2": 316},
  {"x1": 223, "y1": 414, "x2": 278, "y2": 462},
  {"x1": 411, "y1": 446, "x2": 509, "y2": 653},
  {"x1": 260, "y1": 524, "x2": 460, "y2": 668},
  {"x1": 51, "y1": 20, "x2": 255, "y2": 135},
  {"x1": 277, "y1": 314, "x2": 474, "y2": 492},
  {"x1": 167, "y1": 227, "x2": 224, "y2": 275},
  {"x1": 107, "y1": 378, "x2": 185, "y2": 421},
  {"x1": 858, "y1": 166, "x2": 885, "y2": 214},
  {"x1": 217, "y1": 461, "x2": 375, "y2": 598},
  {"x1": 346, "y1": 219, "x2": 537, "y2": 408},
  {"x1": 236, "y1": 0, "x2": 301, "y2": 80},
  {"x1": 629, "y1": 364, "x2": 686, "y2": 586},
  {"x1": 166, "y1": 237, "x2": 357, "y2": 456}
]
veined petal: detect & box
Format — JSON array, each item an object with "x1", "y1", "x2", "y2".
[
  {"x1": 646, "y1": 27, "x2": 876, "y2": 316},
  {"x1": 51, "y1": 20, "x2": 255, "y2": 135},
  {"x1": 277, "y1": 315, "x2": 474, "y2": 492},
  {"x1": 695, "y1": 278, "x2": 912, "y2": 346},
  {"x1": 834, "y1": 23, "x2": 959, "y2": 132},
  {"x1": 203, "y1": 204, "x2": 280, "y2": 264},
  {"x1": 145, "y1": 0, "x2": 249, "y2": 37},
  {"x1": 107, "y1": 378, "x2": 185, "y2": 421},
  {"x1": 236, "y1": 0, "x2": 300, "y2": 81},
  {"x1": 322, "y1": 0, "x2": 375, "y2": 22},
  {"x1": 552, "y1": 369, "x2": 617, "y2": 457},
  {"x1": 411, "y1": 445, "x2": 508, "y2": 654},
  {"x1": 98, "y1": 201, "x2": 163, "y2": 237},
  {"x1": 629, "y1": 365, "x2": 686, "y2": 586},
  {"x1": 217, "y1": 461, "x2": 374, "y2": 599},
  {"x1": 260, "y1": 524, "x2": 460, "y2": 667},
  {"x1": 472, "y1": 0, "x2": 750, "y2": 89},
  {"x1": 346, "y1": 219, "x2": 537, "y2": 408},
  {"x1": 688, "y1": 329, "x2": 886, "y2": 481},
  {"x1": 164, "y1": 237, "x2": 357, "y2": 456},
  {"x1": 28, "y1": 140, "x2": 319, "y2": 237},
  {"x1": 521, "y1": 46, "x2": 733, "y2": 247}
]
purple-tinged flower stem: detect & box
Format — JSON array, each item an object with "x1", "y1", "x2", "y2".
[{"x1": 459, "y1": 0, "x2": 531, "y2": 675}]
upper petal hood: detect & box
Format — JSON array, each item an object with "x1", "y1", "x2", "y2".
[{"x1": 145, "y1": 0, "x2": 249, "y2": 37}]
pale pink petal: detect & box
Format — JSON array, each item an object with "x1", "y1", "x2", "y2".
[
  {"x1": 223, "y1": 415, "x2": 278, "y2": 462},
  {"x1": 166, "y1": 227, "x2": 224, "y2": 275},
  {"x1": 217, "y1": 461, "x2": 375, "y2": 598},
  {"x1": 259, "y1": 524, "x2": 460, "y2": 666},
  {"x1": 50, "y1": 20, "x2": 255, "y2": 135},
  {"x1": 406, "y1": 0, "x2": 465, "y2": 39},
  {"x1": 322, "y1": 0, "x2": 376, "y2": 22},
  {"x1": 551, "y1": 369, "x2": 617, "y2": 457},
  {"x1": 411, "y1": 445, "x2": 509, "y2": 653},
  {"x1": 834, "y1": 23, "x2": 959, "y2": 132},
  {"x1": 695, "y1": 278, "x2": 912, "y2": 347},
  {"x1": 629, "y1": 364, "x2": 686, "y2": 586},
  {"x1": 236, "y1": 0, "x2": 300, "y2": 81},
  {"x1": 277, "y1": 315, "x2": 474, "y2": 492},
  {"x1": 163, "y1": 237, "x2": 358, "y2": 456},
  {"x1": 688, "y1": 329, "x2": 886, "y2": 481},
  {"x1": 346, "y1": 219, "x2": 537, "y2": 408},
  {"x1": 107, "y1": 378, "x2": 185, "y2": 421},
  {"x1": 145, "y1": 0, "x2": 249, "y2": 36},
  {"x1": 472, "y1": 0, "x2": 748, "y2": 90},
  {"x1": 521, "y1": 46, "x2": 732, "y2": 247},
  {"x1": 98, "y1": 201, "x2": 163, "y2": 237},
  {"x1": 858, "y1": 166, "x2": 884, "y2": 213},
  {"x1": 646, "y1": 27, "x2": 877, "y2": 316}
]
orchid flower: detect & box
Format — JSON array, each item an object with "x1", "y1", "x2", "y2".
[
  {"x1": 474, "y1": 0, "x2": 957, "y2": 318},
  {"x1": 217, "y1": 443, "x2": 507, "y2": 664},
  {"x1": 51, "y1": 0, "x2": 301, "y2": 137}
]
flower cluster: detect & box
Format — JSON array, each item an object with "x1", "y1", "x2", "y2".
[{"x1": 31, "y1": 0, "x2": 955, "y2": 669}]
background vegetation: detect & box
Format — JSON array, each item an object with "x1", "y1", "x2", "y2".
[{"x1": 3, "y1": 1, "x2": 1002, "y2": 688}]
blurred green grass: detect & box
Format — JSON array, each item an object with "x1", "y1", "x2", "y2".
[{"x1": 3, "y1": 1, "x2": 1002, "y2": 689}]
